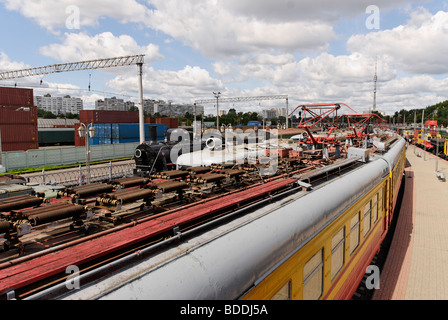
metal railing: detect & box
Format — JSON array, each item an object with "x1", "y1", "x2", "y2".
[{"x1": 25, "y1": 162, "x2": 135, "y2": 186}]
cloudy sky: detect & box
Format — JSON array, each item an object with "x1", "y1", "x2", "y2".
[{"x1": 0, "y1": 0, "x2": 447, "y2": 116}]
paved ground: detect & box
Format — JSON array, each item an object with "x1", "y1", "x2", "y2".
[{"x1": 372, "y1": 145, "x2": 448, "y2": 300}]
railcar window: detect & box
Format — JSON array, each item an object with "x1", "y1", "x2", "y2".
[
  {"x1": 303, "y1": 249, "x2": 323, "y2": 300},
  {"x1": 331, "y1": 227, "x2": 345, "y2": 280},
  {"x1": 363, "y1": 201, "x2": 371, "y2": 236},
  {"x1": 350, "y1": 212, "x2": 360, "y2": 255},
  {"x1": 271, "y1": 281, "x2": 291, "y2": 300},
  {"x1": 373, "y1": 193, "x2": 379, "y2": 223}
]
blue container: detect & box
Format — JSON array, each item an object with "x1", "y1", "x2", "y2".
[
  {"x1": 88, "y1": 137, "x2": 99, "y2": 145},
  {"x1": 93, "y1": 124, "x2": 102, "y2": 138},
  {"x1": 103, "y1": 124, "x2": 112, "y2": 139},
  {"x1": 110, "y1": 124, "x2": 170, "y2": 141},
  {"x1": 119, "y1": 138, "x2": 139, "y2": 143},
  {"x1": 145, "y1": 124, "x2": 167, "y2": 140},
  {"x1": 118, "y1": 123, "x2": 139, "y2": 139},
  {"x1": 111, "y1": 124, "x2": 119, "y2": 139}
]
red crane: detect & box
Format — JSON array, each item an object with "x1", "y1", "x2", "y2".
[
  {"x1": 289, "y1": 103, "x2": 357, "y2": 145},
  {"x1": 339, "y1": 113, "x2": 386, "y2": 141}
]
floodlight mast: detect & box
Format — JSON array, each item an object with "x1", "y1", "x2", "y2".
[{"x1": 0, "y1": 54, "x2": 146, "y2": 144}]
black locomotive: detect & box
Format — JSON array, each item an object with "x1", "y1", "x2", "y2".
[{"x1": 134, "y1": 128, "x2": 206, "y2": 175}]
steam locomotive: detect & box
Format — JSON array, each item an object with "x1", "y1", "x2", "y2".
[{"x1": 134, "y1": 127, "x2": 275, "y2": 176}]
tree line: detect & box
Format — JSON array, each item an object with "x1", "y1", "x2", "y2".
[
  {"x1": 385, "y1": 100, "x2": 448, "y2": 127},
  {"x1": 37, "y1": 108, "x2": 79, "y2": 119}
]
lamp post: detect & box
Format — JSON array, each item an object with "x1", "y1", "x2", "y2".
[
  {"x1": 78, "y1": 123, "x2": 95, "y2": 184},
  {"x1": 213, "y1": 92, "x2": 221, "y2": 131}
]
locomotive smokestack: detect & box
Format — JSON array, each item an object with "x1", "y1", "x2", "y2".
[{"x1": 148, "y1": 125, "x2": 157, "y2": 145}]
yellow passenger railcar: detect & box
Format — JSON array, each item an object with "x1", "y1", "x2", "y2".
[{"x1": 243, "y1": 143, "x2": 406, "y2": 300}]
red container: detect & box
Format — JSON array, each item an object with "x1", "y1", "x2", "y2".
[
  {"x1": 170, "y1": 118, "x2": 178, "y2": 129},
  {"x1": 74, "y1": 123, "x2": 85, "y2": 147},
  {"x1": 0, "y1": 124, "x2": 37, "y2": 143},
  {"x1": 1, "y1": 141, "x2": 38, "y2": 152},
  {"x1": 0, "y1": 87, "x2": 34, "y2": 107},
  {"x1": 154, "y1": 117, "x2": 178, "y2": 129},
  {"x1": 80, "y1": 110, "x2": 139, "y2": 124},
  {"x1": 0, "y1": 105, "x2": 38, "y2": 151},
  {"x1": 0, "y1": 106, "x2": 37, "y2": 124}
]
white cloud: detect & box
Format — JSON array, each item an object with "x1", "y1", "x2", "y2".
[
  {"x1": 39, "y1": 32, "x2": 163, "y2": 64},
  {"x1": 0, "y1": 52, "x2": 29, "y2": 71},
  {"x1": 0, "y1": 52, "x2": 41, "y2": 85},
  {"x1": 347, "y1": 8, "x2": 448, "y2": 74},
  {"x1": 3, "y1": 0, "x2": 447, "y2": 117},
  {"x1": 0, "y1": 0, "x2": 151, "y2": 32},
  {"x1": 297, "y1": 53, "x2": 397, "y2": 83},
  {"x1": 146, "y1": 0, "x2": 336, "y2": 58},
  {"x1": 222, "y1": 0, "x2": 420, "y2": 23},
  {"x1": 107, "y1": 65, "x2": 224, "y2": 103}
]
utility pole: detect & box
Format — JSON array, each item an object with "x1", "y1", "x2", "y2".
[
  {"x1": 0, "y1": 130, "x2": 5, "y2": 173},
  {"x1": 373, "y1": 57, "x2": 377, "y2": 112},
  {"x1": 213, "y1": 92, "x2": 221, "y2": 130},
  {"x1": 137, "y1": 62, "x2": 145, "y2": 144}
]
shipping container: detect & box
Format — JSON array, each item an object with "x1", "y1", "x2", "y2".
[
  {"x1": 0, "y1": 87, "x2": 34, "y2": 107},
  {"x1": 119, "y1": 138, "x2": 140, "y2": 143},
  {"x1": 145, "y1": 123, "x2": 167, "y2": 139},
  {"x1": 0, "y1": 106, "x2": 38, "y2": 124},
  {"x1": 117, "y1": 123, "x2": 139, "y2": 139},
  {"x1": 1, "y1": 141, "x2": 39, "y2": 152},
  {"x1": 88, "y1": 137, "x2": 99, "y2": 146},
  {"x1": 154, "y1": 117, "x2": 178, "y2": 129},
  {"x1": 104, "y1": 123, "x2": 112, "y2": 139},
  {"x1": 79, "y1": 110, "x2": 139, "y2": 124},
  {"x1": 75, "y1": 122, "x2": 167, "y2": 146},
  {"x1": 74, "y1": 123, "x2": 85, "y2": 147},
  {"x1": 1, "y1": 124, "x2": 37, "y2": 143},
  {"x1": 111, "y1": 124, "x2": 119, "y2": 139},
  {"x1": 0, "y1": 105, "x2": 38, "y2": 151}
]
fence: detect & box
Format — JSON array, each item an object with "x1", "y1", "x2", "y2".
[
  {"x1": 24, "y1": 161, "x2": 135, "y2": 186},
  {"x1": 1, "y1": 142, "x2": 140, "y2": 172}
]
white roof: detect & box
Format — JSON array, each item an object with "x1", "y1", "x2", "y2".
[{"x1": 37, "y1": 118, "x2": 80, "y2": 128}]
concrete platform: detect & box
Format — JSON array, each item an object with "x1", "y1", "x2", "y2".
[{"x1": 372, "y1": 145, "x2": 448, "y2": 300}]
